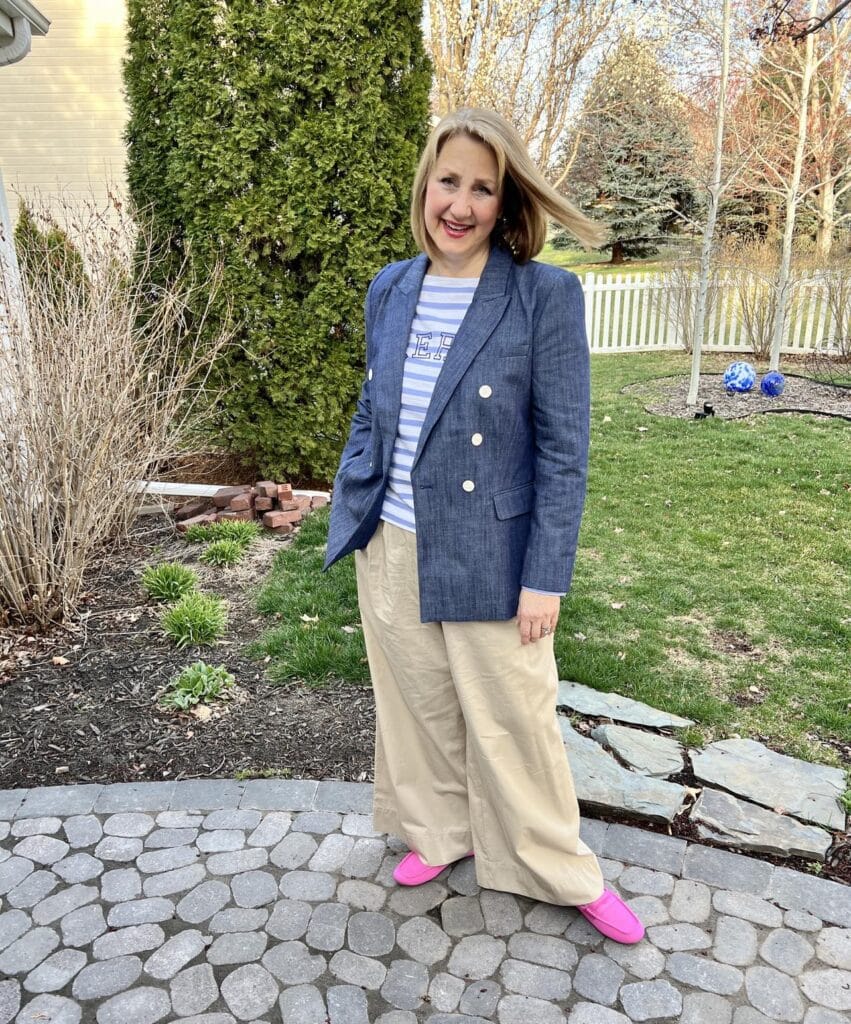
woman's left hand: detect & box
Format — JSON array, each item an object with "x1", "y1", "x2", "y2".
[{"x1": 516, "y1": 591, "x2": 560, "y2": 645}]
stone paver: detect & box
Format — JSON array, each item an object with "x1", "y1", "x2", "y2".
[{"x1": 0, "y1": 777, "x2": 845, "y2": 1024}]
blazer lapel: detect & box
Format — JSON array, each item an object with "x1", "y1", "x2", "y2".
[{"x1": 412, "y1": 246, "x2": 513, "y2": 471}]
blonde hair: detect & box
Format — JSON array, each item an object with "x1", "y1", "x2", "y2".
[{"x1": 410, "y1": 108, "x2": 607, "y2": 263}]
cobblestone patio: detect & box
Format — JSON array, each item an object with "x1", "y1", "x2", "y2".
[{"x1": 1, "y1": 779, "x2": 850, "y2": 1023}]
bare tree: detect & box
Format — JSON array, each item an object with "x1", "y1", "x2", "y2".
[{"x1": 425, "y1": 0, "x2": 619, "y2": 174}]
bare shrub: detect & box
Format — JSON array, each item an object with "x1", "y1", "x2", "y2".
[
  {"x1": 657, "y1": 259, "x2": 720, "y2": 353},
  {"x1": 721, "y1": 239, "x2": 780, "y2": 361},
  {"x1": 805, "y1": 255, "x2": 851, "y2": 385},
  {"x1": 0, "y1": 192, "x2": 234, "y2": 628}
]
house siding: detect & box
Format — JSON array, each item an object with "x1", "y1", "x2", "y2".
[{"x1": 0, "y1": 0, "x2": 128, "y2": 223}]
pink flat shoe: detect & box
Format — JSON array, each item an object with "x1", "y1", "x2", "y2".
[
  {"x1": 393, "y1": 849, "x2": 474, "y2": 886},
  {"x1": 577, "y1": 887, "x2": 645, "y2": 944}
]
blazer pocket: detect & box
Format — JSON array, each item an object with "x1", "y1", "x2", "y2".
[{"x1": 493, "y1": 481, "x2": 535, "y2": 520}]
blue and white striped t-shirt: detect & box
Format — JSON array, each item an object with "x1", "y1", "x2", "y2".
[{"x1": 379, "y1": 274, "x2": 478, "y2": 532}]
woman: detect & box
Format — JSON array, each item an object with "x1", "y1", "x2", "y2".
[{"x1": 324, "y1": 108, "x2": 644, "y2": 945}]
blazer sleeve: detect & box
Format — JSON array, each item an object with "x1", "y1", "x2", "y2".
[
  {"x1": 336, "y1": 268, "x2": 385, "y2": 473},
  {"x1": 521, "y1": 271, "x2": 591, "y2": 595}
]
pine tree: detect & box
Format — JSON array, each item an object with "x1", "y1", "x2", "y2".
[
  {"x1": 563, "y1": 36, "x2": 697, "y2": 262},
  {"x1": 124, "y1": 0, "x2": 431, "y2": 481}
]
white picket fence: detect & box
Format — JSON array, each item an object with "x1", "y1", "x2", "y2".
[{"x1": 580, "y1": 269, "x2": 843, "y2": 354}]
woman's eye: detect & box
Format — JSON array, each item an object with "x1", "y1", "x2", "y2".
[
  {"x1": 440, "y1": 177, "x2": 456, "y2": 186},
  {"x1": 475, "y1": 186, "x2": 492, "y2": 196}
]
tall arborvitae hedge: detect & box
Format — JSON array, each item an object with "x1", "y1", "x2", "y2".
[{"x1": 124, "y1": 0, "x2": 431, "y2": 481}]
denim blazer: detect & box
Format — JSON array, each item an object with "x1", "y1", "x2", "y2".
[{"x1": 323, "y1": 243, "x2": 591, "y2": 623}]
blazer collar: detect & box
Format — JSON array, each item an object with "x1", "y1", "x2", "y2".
[{"x1": 395, "y1": 243, "x2": 514, "y2": 298}]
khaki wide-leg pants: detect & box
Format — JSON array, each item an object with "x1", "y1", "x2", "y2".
[{"x1": 355, "y1": 520, "x2": 604, "y2": 906}]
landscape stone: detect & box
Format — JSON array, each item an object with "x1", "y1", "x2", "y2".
[
  {"x1": 176, "y1": 880, "x2": 231, "y2": 923},
  {"x1": 603, "y1": 939, "x2": 666, "y2": 980},
  {"x1": 745, "y1": 965, "x2": 806, "y2": 1020},
  {"x1": 714, "y1": 915, "x2": 759, "y2": 966},
  {"x1": 397, "y1": 916, "x2": 451, "y2": 964},
  {"x1": 31, "y1": 884, "x2": 97, "y2": 925},
  {"x1": 802, "y1": 1009, "x2": 851, "y2": 1024},
  {"x1": 305, "y1": 902, "x2": 349, "y2": 952},
  {"x1": 292, "y1": 811, "x2": 343, "y2": 835},
  {"x1": 265, "y1": 899, "x2": 312, "y2": 941},
  {"x1": 591, "y1": 724, "x2": 684, "y2": 777},
  {"x1": 524, "y1": 903, "x2": 574, "y2": 935},
  {"x1": 0, "y1": 927, "x2": 59, "y2": 975},
  {"x1": 572, "y1": 952, "x2": 624, "y2": 1004},
  {"x1": 313, "y1": 780, "x2": 373, "y2": 814},
  {"x1": 270, "y1": 833, "x2": 318, "y2": 869},
  {"x1": 94, "y1": 783, "x2": 175, "y2": 814},
  {"x1": 210, "y1": 908, "x2": 269, "y2": 933},
  {"x1": 52, "y1": 853, "x2": 103, "y2": 883},
  {"x1": 247, "y1": 813, "x2": 291, "y2": 848},
  {"x1": 670, "y1": 880, "x2": 711, "y2": 923},
  {"x1": 713, "y1": 890, "x2": 784, "y2": 928},
  {"x1": 479, "y1": 892, "x2": 523, "y2": 936},
  {"x1": 567, "y1": 1004, "x2": 629, "y2": 1024},
  {"x1": 92, "y1": 923, "x2": 164, "y2": 960},
  {"x1": 559, "y1": 720, "x2": 687, "y2": 822},
  {"x1": 326, "y1": 983, "x2": 369, "y2": 1024},
  {"x1": 62, "y1": 815, "x2": 102, "y2": 849},
  {"x1": 143, "y1": 827, "x2": 197, "y2": 848},
  {"x1": 682, "y1": 844, "x2": 773, "y2": 895},
  {"x1": 71, "y1": 956, "x2": 143, "y2": 1000},
  {"x1": 328, "y1": 949, "x2": 386, "y2": 989},
  {"x1": 341, "y1": 838, "x2": 386, "y2": 878},
  {"x1": 0, "y1": 980, "x2": 20, "y2": 1024},
  {"x1": 619, "y1": 866, "x2": 674, "y2": 896},
  {"x1": 100, "y1": 869, "x2": 142, "y2": 903},
  {"x1": 619, "y1": 979, "x2": 683, "y2": 1021},
  {"x1": 507, "y1": 933, "x2": 577, "y2": 971},
  {"x1": 681, "y1": 992, "x2": 734, "y2": 1024},
  {"x1": 197, "y1": 830, "x2": 245, "y2": 854},
  {"x1": 380, "y1": 959, "x2": 429, "y2": 1010},
  {"x1": 107, "y1": 897, "x2": 175, "y2": 927},
  {"x1": 232, "y1": 870, "x2": 278, "y2": 908},
  {"x1": 94, "y1": 837, "x2": 143, "y2": 863},
  {"x1": 603, "y1": 823, "x2": 687, "y2": 874},
  {"x1": 135, "y1": 844, "x2": 199, "y2": 874},
  {"x1": 168, "y1": 779, "x2": 244, "y2": 811},
  {"x1": 816, "y1": 928, "x2": 851, "y2": 969},
  {"x1": 142, "y1": 863, "x2": 206, "y2": 896},
  {"x1": 262, "y1": 941, "x2": 325, "y2": 985},
  {"x1": 17, "y1": 786, "x2": 99, "y2": 819},
  {"x1": 0, "y1": 857, "x2": 34, "y2": 895},
  {"x1": 499, "y1": 959, "x2": 571, "y2": 1000},
  {"x1": 102, "y1": 814, "x2": 155, "y2": 838},
  {"x1": 624, "y1": 895, "x2": 669, "y2": 927},
  {"x1": 60, "y1": 904, "x2": 106, "y2": 947},
  {"x1": 95, "y1": 986, "x2": 170, "y2": 1024},
  {"x1": 446, "y1": 933, "x2": 505, "y2": 978},
  {"x1": 760, "y1": 929, "x2": 815, "y2": 975},
  {"x1": 169, "y1": 963, "x2": 218, "y2": 1017},
  {"x1": 206, "y1": 849, "x2": 268, "y2": 875},
  {"x1": 22, "y1": 949, "x2": 86, "y2": 993},
  {"x1": 155, "y1": 812, "x2": 203, "y2": 828},
  {"x1": 556, "y1": 680, "x2": 694, "y2": 727},
  {"x1": 15, "y1": 994, "x2": 81, "y2": 1024},
  {"x1": 207, "y1": 931, "x2": 268, "y2": 965},
  {"x1": 667, "y1": 951, "x2": 744, "y2": 994},
  {"x1": 7, "y1": 871, "x2": 58, "y2": 909},
  {"x1": 786, "y1": 910, "x2": 823, "y2": 932},
  {"x1": 441, "y1": 896, "x2": 485, "y2": 937},
  {"x1": 693, "y1": 788, "x2": 833, "y2": 859},
  {"x1": 0, "y1": 910, "x2": 31, "y2": 952},
  {"x1": 428, "y1": 972, "x2": 465, "y2": 1012},
  {"x1": 799, "y1": 968, "x2": 851, "y2": 1011},
  {"x1": 768, "y1": 867, "x2": 851, "y2": 928},
  {"x1": 240, "y1": 778, "x2": 316, "y2": 812},
  {"x1": 347, "y1": 911, "x2": 396, "y2": 956},
  {"x1": 202, "y1": 809, "x2": 261, "y2": 831},
  {"x1": 11, "y1": 818, "x2": 62, "y2": 838},
  {"x1": 648, "y1": 923, "x2": 712, "y2": 951},
  {"x1": 143, "y1": 930, "x2": 208, "y2": 980},
  {"x1": 447, "y1": 857, "x2": 480, "y2": 896},
  {"x1": 279, "y1": 870, "x2": 336, "y2": 902},
  {"x1": 341, "y1": 813, "x2": 381, "y2": 838},
  {"x1": 690, "y1": 738, "x2": 846, "y2": 829},
  {"x1": 459, "y1": 979, "x2": 501, "y2": 1016},
  {"x1": 308, "y1": 834, "x2": 355, "y2": 872},
  {"x1": 278, "y1": 984, "x2": 327, "y2": 1024}
]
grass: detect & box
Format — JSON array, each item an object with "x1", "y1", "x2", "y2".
[
  {"x1": 252, "y1": 351, "x2": 850, "y2": 767},
  {"x1": 538, "y1": 243, "x2": 686, "y2": 277}
]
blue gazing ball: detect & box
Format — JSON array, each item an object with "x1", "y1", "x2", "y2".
[
  {"x1": 760, "y1": 371, "x2": 786, "y2": 397},
  {"x1": 724, "y1": 361, "x2": 757, "y2": 393}
]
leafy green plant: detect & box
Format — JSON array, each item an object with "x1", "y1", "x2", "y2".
[
  {"x1": 184, "y1": 520, "x2": 260, "y2": 547},
  {"x1": 141, "y1": 562, "x2": 198, "y2": 602},
  {"x1": 234, "y1": 766, "x2": 292, "y2": 781},
  {"x1": 161, "y1": 592, "x2": 227, "y2": 648},
  {"x1": 183, "y1": 524, "x2": 215, "y2": 544},
  {"x1": 200, "y1": 539, "x2": 244, "y2": 567},
  {"x1": 158, "y1": 660, "x2": 235, "y2": 709}
]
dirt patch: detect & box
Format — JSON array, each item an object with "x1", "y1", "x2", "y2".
[
  {"x1": 709, "y1": 628, "x2": 763, "y2": 660},
  {"x1": 623, "y1": 372, "x2": 851, "y2": 421},
  {"x1": 0, "y1": 514, "x2": 375, "y2": 789}
]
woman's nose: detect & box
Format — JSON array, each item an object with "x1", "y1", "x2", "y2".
[{"x1": 450, "y1": 196, "x2": 473, "y2": 219}]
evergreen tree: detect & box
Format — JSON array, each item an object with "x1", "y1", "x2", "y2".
[
  {"x1": 562, "y1": 36, "x2": 698, "y2": 262},
  {"x1": 124, "y1": 0, "x2": 431, "y2": 481}
]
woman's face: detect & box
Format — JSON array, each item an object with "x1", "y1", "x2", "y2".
[{"x1": 423, "y1": 133, "x2": 502, "y2": 277}]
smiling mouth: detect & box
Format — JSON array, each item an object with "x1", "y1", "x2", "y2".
[{"x1": 442, "y1": 219, "x2": 473, "y2": 237}]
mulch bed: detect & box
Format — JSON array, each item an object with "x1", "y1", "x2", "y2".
[
  {"x1": 623, "y1": 371, "x2": 851, "y2": 421},
  {"x1": 0, "y1": 512, "x2": 375, "y2": 789}
]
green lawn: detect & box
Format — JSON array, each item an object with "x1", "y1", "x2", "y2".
[
  {"x1": 251, "y1": 351, "x2": 850, "y2": 770},
  {"x1": 539, "y1": 243, "x2": 685, "y2": 276}
]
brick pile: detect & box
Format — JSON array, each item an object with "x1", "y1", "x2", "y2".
[{"x1": 173, "y1": 482, "x2": 328, "y2": 536}]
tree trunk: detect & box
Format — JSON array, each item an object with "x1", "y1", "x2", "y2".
[
  {"x1": 610, "y1": 241, "x2": 625, "y2": 264},
  {"x1": 688, "y1": 0, "x2": 731, "y2": 407},
  {"x1": 769, "y1": 0, "x2": 819, "y2": 372},
  {"x1": 815, "y1": 180, "x2": 836, "y2": 259}
]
